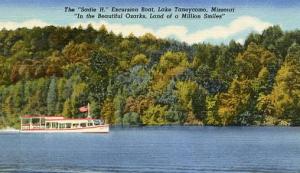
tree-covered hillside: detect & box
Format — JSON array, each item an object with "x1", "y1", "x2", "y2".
[{"x1": 0, "y1": 25, "x2": 299, "y2": 128}]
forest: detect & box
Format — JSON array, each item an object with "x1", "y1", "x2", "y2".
[{"x1": 0, "y1": 24, "x2": 299, "y2": 128}]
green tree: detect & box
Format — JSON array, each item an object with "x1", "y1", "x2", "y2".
[
  {"x1": 113, "y1": 89, "x2": 126, "y2": 125},
  {"x1": 205, "y1": 95, "x2": 221, "y2": 125},
  {"x1": 142, "y1": 104, "x2": 167, "y2": 125},
  {"x1": 236, "y1": 43, "x2": 277, "y2": 79},
  {"x1": 131, "y1": 54, "x2": 149, "y2": 66},
  {"x1": 89, "y1": 99, "x2": 101, "y2": 118},
  {"x1": 62, "y1": 99, "x2": 72, "y2": 117},
  {"x1": 175, "y1": 80, "x2": 205, "y2": 124},
  {"x1": 269, "y1": 43, "x2": 300, "y2": 124},
  {"x1": 47, "y1": 77, "x2": 57, "y2": 115},
  {"x1": 123, "y1": 112, "x2": 140, "y2": 125},
  {"x1": 218, "y1": 79, "x2": 252, "y2": 125},
  {"x1": 101, "y1": 98, "x2": 115, "y2": 124}
]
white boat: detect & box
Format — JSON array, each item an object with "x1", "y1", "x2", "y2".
[{"x1": 20, "y1": 115, "x2": 109, "y2": 133}]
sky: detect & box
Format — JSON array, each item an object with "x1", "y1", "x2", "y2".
[{"x1": 0, "y1": 0, "x2": 299, "y2": 44}]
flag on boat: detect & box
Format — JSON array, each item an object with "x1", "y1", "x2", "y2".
[{"x1": 79, "y1": 106, "x2": 88, "y2": 112}]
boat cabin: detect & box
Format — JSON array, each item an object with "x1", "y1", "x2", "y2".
[{"x1": 20, "y1": 115, "x2": 103, "y2": 130}]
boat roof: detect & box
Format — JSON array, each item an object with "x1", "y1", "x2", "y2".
[
  {"x1": 46, "y1": 119, "x2": 96, "y2": 123},
  {"x1": 22, "y1": 115, "x2": 64, "y2": 119},
  {"x1": 21, "y1": 115, "x2": 96, "y2": 121}
]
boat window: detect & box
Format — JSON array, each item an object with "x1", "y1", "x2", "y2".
[
  {"x1": 32, "y1": 118, "x2": 40, "y2": 125},
  {"x1": 41, "y1": 118, "x2": 45, "y2": 126},
  {"x1": 73, "y1": 123, "x2": 79, "y2": 128},
  {"x1": 66, "y1": 123, "x2": 71, "y2": 128},
  {"x1": 46, "y1": 122, "x2": 51, "y2": 129},
  {"x1": 59, "y1": 123, "x2": 66, "y2": 129},
  {"x1": 93, "y1": 120, "x2": 101, "y2": 125},
  {"x1": 88, "y1": 122, "x2": 93, "y2": 126},
  {"x1": 22, "y1": 118, "x2": 30, "y2": 125},
  {"x1": 80, "y1": 123, "x2": 86, "y2": 127},
  {"x1": 52, "y1": 122, "x2": 58, "y2": 129}
]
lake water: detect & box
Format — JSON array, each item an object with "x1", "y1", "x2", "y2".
[{"x1": 1, "y1": 127, "x2": 300, "y2": 173}]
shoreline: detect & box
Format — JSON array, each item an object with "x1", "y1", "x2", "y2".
[{"x1": 1, "y1": 124, "x2": 296, "y2": 131}]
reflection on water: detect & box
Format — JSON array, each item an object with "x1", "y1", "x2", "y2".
[{"x1": 1, "y1": 126, "x2": 300, "y2": 173}]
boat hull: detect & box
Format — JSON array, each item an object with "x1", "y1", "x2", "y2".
[{"x1": 20, "y1": 125, "x2": 109, "y2": 133}]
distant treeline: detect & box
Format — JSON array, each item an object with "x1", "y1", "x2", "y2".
[{"x1": 0, "y1": 25, "x2": 299, "y2": 128}]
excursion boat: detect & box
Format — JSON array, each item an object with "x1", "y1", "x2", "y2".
[
  {"x1": 20, "y1": 103, "x2": 109, "y2": 133},
  {"x1": 20, "y1": 115, "x2": 109, "y2": 133}
]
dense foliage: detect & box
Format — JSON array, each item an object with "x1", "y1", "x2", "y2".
[{"x1": 0, "y1": 25, "x2": 299, "y2": 128}]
